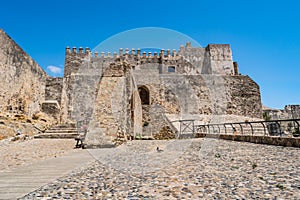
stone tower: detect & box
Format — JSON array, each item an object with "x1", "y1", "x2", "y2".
[{"x1": 51, "y1": 42, "x2": 262, "y2": 147}]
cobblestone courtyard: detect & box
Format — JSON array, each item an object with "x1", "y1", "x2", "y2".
[{"x1": 19, "y1": 138, "x2": 300, "y2": 199}]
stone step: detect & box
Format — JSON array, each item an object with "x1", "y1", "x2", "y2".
[
  {"x1": 45, "y1": 129, "x2": 78, "y2": 134},
  {"x1": 34, "y1": 123, "x2": 79, "y2": 139},
  {"x1": 49, "y1": 127, "x2": 77, "y2": 130},
  {"x1": 141, "y1": 136, "x2": 154, "y2": 140},
  {"x1": 52, "y1": 124, "x2": 76, "y2": 129},
  {"x1": 34, "y1": 133, "x2": 78, "y2": 139}
]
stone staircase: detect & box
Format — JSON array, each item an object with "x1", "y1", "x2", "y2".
[{"x1": 34, "y1": 123, "x2": 78, "y2": 139}]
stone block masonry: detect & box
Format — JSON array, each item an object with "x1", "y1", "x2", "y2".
[
  {"x1": 0, "y1": 29, "x2": 263, "y2": 147},
  {"x1": 61, "y1": 42, "x2": 263, "y2": 146},
  {"x1": 0, "y1": 29, "x2": 48, "y2": 116},
  {"x1": 45, "y1": 77, "x2": 63, "y2": 105}
]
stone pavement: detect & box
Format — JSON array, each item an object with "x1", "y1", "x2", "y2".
[
  {"x1": 20, "y1": 139, "x2": 300, "y2": 199},
  {"x1": 0, "y1": 149, "x2": 94, "y2": 199}
]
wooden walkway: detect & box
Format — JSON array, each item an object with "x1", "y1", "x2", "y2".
[{"x1": 0, "y1": 150, "x2": 94, "y2": 199}]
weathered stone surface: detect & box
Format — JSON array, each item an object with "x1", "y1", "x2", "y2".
[
  {"x1": 60, "y1": 43, "x2": 263, "y2": 146},
  {"x1": 224, "y1": 75, "x2": 262, "y2": 118},
  {"x1": 41, "y1": 100, "x2": 61, "y2": 119},
  {"x1": 0, "y1": 30, "x2": 58, "y2": 139},
  {"x1": 0, "y1": 29, "x2": 48, "y2": 116},
  {"x1": 0, "y1": 30, "x2": 263, "y2": 146},
  {"x1": 20, "y1": 139, "x2": 300, "y2": 199},
  {"x1": 153, "y1": 126, "x2": 175, "y2": 140},
  {"x1": 45, "y1": 77, "x2": 63, "y2": 105},
  {"x1": 264, "y1": 104, "x2": 300, "y2": 120}
]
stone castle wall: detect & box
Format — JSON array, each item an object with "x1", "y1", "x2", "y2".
[
  {"x1": 64, "y1": 43, "x2": 235, "y2": 77},
  {"x1": 224, "y1": 75, "x2": 262, "y2": 118},
  {"x1": 263, "y1": 105, "x2": 300, "y2": 120},
  {"x1": 45, "y1": 77, "x2": 63, "y2": 105},
  {"x1": 0, "y1": 29, "x2": 48, "y2": 116},
  {"x1": 0, "y1": 28, "x2": 263, "y2": 146},
  {"x1": 61, "y1": 43, "x2": 262, "y2": 145}
]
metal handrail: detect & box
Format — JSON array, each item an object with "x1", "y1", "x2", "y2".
[{"x1": 195, "y1": 118, "x2": 300, "y2": 137}]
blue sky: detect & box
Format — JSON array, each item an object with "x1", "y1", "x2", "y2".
[{"x1": 0, "y1": 0, "x2": 299, "y2": 109}]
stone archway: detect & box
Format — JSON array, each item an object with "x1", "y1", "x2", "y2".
[
  {"x1": 138, "y1": 86, "x2": 150, "y2": 105},
  {"x1": 137, "y1": 86, "x2": 151, "y2": 138}
]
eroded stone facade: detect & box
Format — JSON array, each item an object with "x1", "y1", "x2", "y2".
[
  {"x1": 58, "y1": 43, "x2": 262, "y2": 146},
  {"x1": 0, "y1": 29, "x2": 263, "y2": 146},
  {"x1": 0, "y1": 29, "x2": 48, "y2": 116},
  {"x1": 263, "y1": 105, "x2": 300, "y2": 120}
]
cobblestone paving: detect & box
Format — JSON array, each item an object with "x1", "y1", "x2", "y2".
[{"x1": 21, "y1": 138, "x2": 300, "y2": 199}]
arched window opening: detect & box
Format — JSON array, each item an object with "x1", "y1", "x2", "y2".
[
  {"x1": 168, "y1": 66, "x2": 176, "y2": 73},
  {"x1": 138, "y1": 86, "x2": 150, "y2": 105}
]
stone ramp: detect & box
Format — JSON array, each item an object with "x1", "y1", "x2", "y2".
[
  {"x1": 34, "y1": 123, "x2": 78, "y2": 139},
  {"x1": 0, "y1": 150, "x2": 94, "y2": 199}
]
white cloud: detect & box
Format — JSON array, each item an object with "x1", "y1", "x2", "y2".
[{"x1": 47, "y1": 65, "x2": 62, "y2": 74}]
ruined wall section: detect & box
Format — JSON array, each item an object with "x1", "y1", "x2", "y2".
[
  {"x1": 134, "y1": 66, "x2": 262, "y2": 122},
  {"x1": 63, "y1": 44, "x2": 262, "y2": 143},
  {"x1": 61, "y1": 48, "x2": 114, "y2": 123},
  {"x1": 41, "y1": 77, "x2": 63, "y2": 120},
  {"x1": 85, "y1": 61, "x2": 132, "y2": 147},
  {"x1": 138, "y1": 75, "x2": 212, "y2": 116},
  {"x1": 145, "y1": 104, "x2": 178, "y2": 139},
  {"x1": 0, "y1": 29, "x2": 48, "y2": 116},
  {"x1": 178, "y1": 43, "x2": 205, "y2": 74},
  {"x1": 66, "y1": 75, "x2": 101, "y2": 122},
  {"x1": 45, "y1": 77, "x2": 63, "y2": 104},
  {"x1": 202, "y1": 44, "x2": 234, "y2": 75},
  {"x1": 178, "y1": 43, "x2": 234, "y2": 75},
  {"x1": 224, "y1": 75, "x2": 262, "y2": 118},
  {"x1": 263, "y1": 105, "x2": 300, "y2": 120},
  {"x1": 133, "y1": 69, "x2": 214, "y2": 135},
  {"x1": 64, "y1": 47, "x2": 90, "y2": 77}
]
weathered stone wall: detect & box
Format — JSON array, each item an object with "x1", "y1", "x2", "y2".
[
  {"x1": 0, "y1": 29, "x2": 261, "y2": 145},
  {"x1": 84, "y1": 61, "x2": 132, "y2": 147},
  {"x1": 45, "y1": 77, "x2": 63, "y2": 104},
  {"x1": 64, "y1": 47, "x2": 89, "y2": 77},
  {"x1": 141, "y1": 104, "x2": 178, "y2": 139},
  {"x1": 178, "y1": 43, "x2": 206, "y2": 74},
  {"x1": 132, "y1": 89, "x2": 143, "y2": 138},
  {"x1": 263, "y1": 105, "x2": 300, "y2": 120},
  {"x1": 62, "y1": 43, "x2": 262, "y2": 145},
  {"x1": 60, "y1": 75, "x2": 101, "y2": 122},
  {"x1": 95, "y1": 77, "x2": 126, "y2": 134},
  {"x1": 224, "y1": 75, "x2": 262, "y2": 118},
  {"x1": 203, "y1": 44, "x2": 234, "y2": 75},
  {"x1": 178, "y1": 43, "x2": 234, "y2": 75},
  {"x1": 133, "y1": 72, "x2": 262, "y2": 120},
  {"x1": 42, "y1": 77, "x2": 63, "y2": 120},
  {"x1": 133, "y1": 73, "x2": 212, "y2": 116},
  {"x1": 61, "y1": 48, "x2": 115, "y2": 123},
  {"x1": 0, "y1": 29, "x2": 48, "y2": 116}
]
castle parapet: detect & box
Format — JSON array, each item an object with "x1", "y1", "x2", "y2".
[
  {"x1": 65, "y1": 42, "x2": 237, "y2": 76},
  {"x1": 65, "y1": 46, "x2": 183, "y2": 60}
]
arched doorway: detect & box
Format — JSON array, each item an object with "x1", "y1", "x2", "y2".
[{"x1": 138, "y1": 86, "x2": 150, "y2": 105}]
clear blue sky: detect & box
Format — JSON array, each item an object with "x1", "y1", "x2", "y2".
[{"x1": 0, "y1": 0, "x2": 299, "y2": 109}]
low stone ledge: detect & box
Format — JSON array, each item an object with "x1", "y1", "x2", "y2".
[
  {"x1": 34, "y1": 133, "x2": 78, "y2": 139},
  {"x1": 84, "y1": 144, "x2": 116, "y2": 149},
  {"x1": 196, "y1": 133, "x2": 300, "y2": 148}
]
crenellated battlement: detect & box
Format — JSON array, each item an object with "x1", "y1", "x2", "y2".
[
  {"x1": 64, "y1": 43, "x2": 236, "y2": 77},
  {"x1": 65, "y1": 46, "x2": 181, "y2": 60}
]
